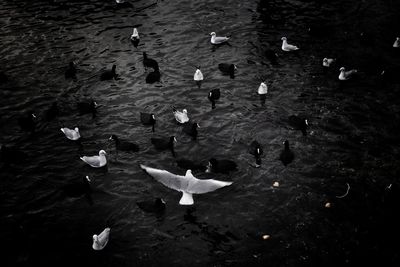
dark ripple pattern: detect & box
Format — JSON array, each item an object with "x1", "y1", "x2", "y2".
[{"x1": 1, "y1": 0, "x2": 400, "y2": 266}]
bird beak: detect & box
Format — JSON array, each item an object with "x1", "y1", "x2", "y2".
[
  {"x1": 86, "y1": 176, "x2": 91, "y2": 182},
  {"x1": 174, "y1": 137, "x2": 177, "y2": 142}
]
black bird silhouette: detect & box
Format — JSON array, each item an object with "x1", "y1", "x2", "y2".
[
  {"x1": 288, "y1": 115, "x2": 308, "y2": 136},
  {"x1": 143, "y1": 52, "x2": 159, "y2": 70},
  {"x1": 65, "y1": 61, "x2": 77, "y2": 80},
  {"x1": 137, "y1": 198, "x2": 166, "y2": 213},
  {"x1": 100, "y1": 64, "x2": 118, "y2": 80},
  {"x1": 249, "y1": 140, "x2": 263, "y2": 167},
  {"x1": 218, "y1": 63, "x2": 237, "y2": 79},
  {"x1": 140, "y1": 112, "x2": 156, "y2": 132},
  {"x1": 18, "y1": 113, "x2": 36, "y2": 132},
  {"x1": 45, "y1": 102, "x2": 60, "y2": 121},
  {"x1": 280, "y1": 140, "x2": 294, "y2": 166},
  {"x1": 151, "y1": 136, "x2": 177, "y2": 157},
  {"x1": 115, "y1": 0, "x2": 133, "y2": 8},
  {"x1": 77, "y1": 100, "x2": 98, "y2": 118},
  {"x1": 182, "y1": 122, "x2": 200, "y2": 140},
  {"x1": 109, "y1": 134, "x2": 139, "y2": 152},
  {"x1": 265, "y1": 49, "x2": 278, "y2": 65},
  {"x1": 208, "y1": 89, "x2": 220, "y2": 109},
  {"x1": 207, "y1": 158, "x2": 237, "y2": 174},
  {"x1": 61, "y1": 176, "x2": 91, "y2": 198},
  {"x1": 176, "y1": 159, "x2": 206, "y2": 172},
  {"x1": 146, "y1": 65, "x2": 161, "y2": 84}
]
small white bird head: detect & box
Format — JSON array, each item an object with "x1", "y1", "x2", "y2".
[
  {"x1": 196, "y1": 123, "x2": 200, "y2": 128},
  {"x1": 173, "y1": 137, "x2": 177, "y2": 142},
  {"x1": 234, "y1": 64, "x2": 238, "y2": 70},
  {"x1": 305, "y1": 119, "x2": 309, "y2": 126},
  {"x1": 85, "y1": 176, "x2": 91, "y2": 182},
  {"x1": 99, "y1": 150, "x2": 107, "y2": 155},
  {"x1": 281, "y1": 37, "x2": 287, "y2": 41},
  {"x1": 32, "y1": 113, "x2": 37, "y2": 118},
  {"x1": 74, "y1": 127, "x2": 79, "y2": 132},
  {"x1": 340, "y1": 67, "x2": 345, "y2": 71},
  {"x1": 210, "y1": 32, "x2": 216, "y2": 36},
  {"x1": 323, "y1": 58, "x2": 328, "y2": 63},
  {"x1": 152, "y1": 114, "x2": 156, "y2": 120},
  {"x1": 93, "y1": 101, "x2": 98, "y2": 107},
  {"x1": 182, "y1": 109, "x2": 188, "y2": 114},
  {"x1": 93, "y1": 235, "x2": 98, "y2": 241}
]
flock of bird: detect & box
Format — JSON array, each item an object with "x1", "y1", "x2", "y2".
[{"x1": 1, "y1": 0, "x2": 400, "y2": 251}]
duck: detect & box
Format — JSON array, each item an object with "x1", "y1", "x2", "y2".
[
  {"x1": 322, "y1": 58, "x2": 335, "y2": 67},
  {"x1": 92, "y1": 228, "x2": 110, "y2": 250},
  {"x1": 206, "y1": 158, "x2": 237, "y2": 174},
  {"x1": 145, "y1": 65, "x2": 161, "y2": 83},
  {"x1": 61, "y1": 176, "x2": 91, "y2": 198},
  {"x1": 109, "y1": 134, "x2": 139, "y2": 152},
  {"x1": 393, "y1": 37, "x2": 400, "y2": 48},
  {"x1": 265, "y1": 49, "x2": 278, "y2": 65},
  {"x1": 80, "y1": 150, "x2": 107, "y2": 168},
  {"x1": 210, "y1": 32, "x2": 230, "y2": 45},
  {"x1": 218, "y1": 63, "x2": 237, "y2": 79},
  {"x1": 64, "y1": 61, "x2": 77, "y2": 80},
  {"x1": 44, "y1": 102, "x2": 60, "y2": 121},
  {"x1": 140, "y1": 165, "x2": 233, "y2": 205},
  {"x1": 208, "y1": 89, "x2": 220, "y2": 109},
  {"x1": 143, "y1": 52, "x2": 159, "y2": 70},
  {"x1": 194, "y1": 67, "x2": 203, "y2": 88},
  {"x1": 18, "y1": 113, "x2": 37, "y2": 132},
  {"x1": 172, "y1": 107, "x2": 189, "y2": 124},
  {"x1": 100, "y1": 64, "x2": 118, "y2": 81},
  {"x1": 61, "y1": 127, "x2": 81, "y2": 141},
  {"x1": 288, "y1": 115, "x2": 308, "y2": 136},
  {"x1": 182, "y1": 122, "x2": 200, "y2": 140},
  {"x1": 280, "y1": 140, "x2": 294, "y2": 166},
  {"x1": 115, "y1": 0, "x2": 133, "y2": 8},
  {"x1": 130, "y1": 28, "x2": 140, "y2": 48},
  {"x1": 77, "y1": 100, "x2": 98, "y2": 117},
  {"x1": 176, "y1": 159, "x2": 207, "y2": 172},
  {"x1": 151, "y1": 136, "x2": 177, "y2": 157},
  {"x1": 281, "y1": 37, "x2": 299, "y2": 51},
  {"x1": 249, "y1": 141, "x2": 263, "y2": 167},
  {"x1": 137, "y1": 198, "x2": 166, "y2": 213},
  {"x1": 338, "y1": 67, "x2": 357, "y2": 80},
  {"x1": 140, "y1": 112, "x2": 156, "y2": 132},
  {"x1": 0, "y1": 145, "x2": 28, "y2": 164}
]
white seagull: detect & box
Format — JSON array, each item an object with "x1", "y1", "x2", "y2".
[
  {"x1": 60, "y1": 127, "x2": 81, "y2": 141},
  {"x1": 80, "y1": 150, "x2": 107, "y2": 168},
  {"x1": 130, "y1": 28, "x2": 139, "y2": 40},
  {"x1": 172, "y1": 108, "x2": 189, "y2": 124},
  {"x1": 92, "y1": 228, "x2": 110, "y2": 250},
  {"x1": 281, "y1": 37, "x2": 299, "y2": 51},
  {"x1": 140, "y1": 164, "x2": 233, "y2": 205},
  {"x1": 338, "y1": 67, "x2": 358, "y2": 80},
  {"x1": 322, "y1": 58, "x2": 335, "y2": 67},
  {"x1": 194, "y1": 68, "x2": 203, "y2": 81},
  {"x1": 257, "y1": 82, "x2": 268, "y2": 95},
  {"x1": 393, "y1": 37, "x2": 399, "y2": 48},
  {"x1": 210, "y1": 32, "x2": 230, "y2": 45}
]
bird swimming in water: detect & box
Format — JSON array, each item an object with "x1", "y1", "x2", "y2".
[
  {"x1": 80, "y1": 150, "x2": 107, "y2": 168},
  {"x1": 18, "y1": 113, "x2": 36, "y2": 132},
  {"x1": 172, "y1": 107, "x2": 189, "y2": 124},
  {"x1": 92, "y1": 228, "x2": 110, "y2": 250},
  {"x1": 257, "y1": 81, "x2": 268, "y2": 105},
  {"x1": 109, "y1": 134, "x2": 139, "y2": 152},
  {"x1": 288, "y1": 115, "x2": 308, "y2": 136},
  {"x1": 176, "y1": 159, "x2": 207, "y2": 173},
  {"x1": 322, "y1": 58, "x2": 335, "y2": 67},
  {"x1": 61, "y1": 127, "x2": 81, "y2": 141},
  {"x1": 194, "y1": 67, "x2": 203, "y2": 88},
  {"x1": 130, "y1": 28, "x2": 140, "y2": 48},
  {"x1": 208, "y1": 89, "x2": 220, "y2": 109},
  {"x1": 338, "y1": 67, "x2": 357, "y2": 80},
  {"x1": 393, "y1": 37, "x2": 400, "y2": 48},
  {"x1": 218, "y1": 63, "x2": 237, "y2": 79},
  {"x1": 65, "y1": 61, "x2": 77, "y2": 80},
  {"x1": 280, "y1": 140, "x2": 294, "y2": 166},
  {"x1": 151, "y1": 136, "x2": 177, "y2": 157},
  {"x1": 137, "y1": 198, "x2": 166, "y2": 213},
  {"x1": 140, "y1": 165, "x2": 233, "y2": 205},
  {"x1": 182, "y1": 122, "x2": 200, "y2": 140},
  {"x1": 77, "y1": 100, "x2": 98, "y2": 118},
  {"x1": 145, "y1": 65, "x2": 161, "y2": 84},
  {"x1": 140, "y1": 112, "x2": 156, "y2": 132},
  {"x1": 142, "y1": 52, "x2": 159, "y2": 70},
  {"x1": 100, "y1": 64, "x2": 118, "y2": 81},
  {"x1": 206, "y1": 158, "x2": 237, "y2": 174},
  {"x1": 281, "y1": 37, "x2": 299, "y2": 51},
  {"x1": 210, "y1": 32, "x2": 230, "y2": 45},
  {"x1": 249, "y1": 141, "x2": 263, "y2": 168}
]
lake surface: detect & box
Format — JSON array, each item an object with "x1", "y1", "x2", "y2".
[{"x1": 1, "y1": 0, "x2": 400, "y2": 266}]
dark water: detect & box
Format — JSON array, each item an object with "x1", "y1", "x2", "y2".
[{"x1": 1, "y1": 0, "x2": 400, "y2": 266}]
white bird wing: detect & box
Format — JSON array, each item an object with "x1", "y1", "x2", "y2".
[
  {"x1": 287, "y1": 44, "x2": 299, "y2": 50},
  {"x1": 187, "y1": 178, "x2": 233, "y2": 194},
  {"x1": 98, "y1": 228, "x2": 110, "y2": 245},
  {"x1": 81, "y1": 156, "x2": 100, "y2": 167},
  {"x1": 213, "y1": 36, "x2": 229, "y2": 43},
  {"x1": 140, "y1": 165, "x2": 189, "y2": 192},
  {"x1": 174, "y1": 111, "x2": 188, "y2": 123}
]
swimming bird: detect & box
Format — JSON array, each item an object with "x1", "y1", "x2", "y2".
[
  {"x1": 140, "y1": 112, "x2": 156, "y2": 132},
  {"x1": 137, "y1": 198, "x2": 166, "y2": 213},
  {"x1": 182, "y1": 122, "x2": 200, "y2": 140},
  {"x1": 145, "y1": 65, "x2": 161, "y2": 83},
  {"x1": 115, "y1": 0, "x2": 132, "y2": 8},
  {"x1": 258, "y1": 81, "x2": 268, "y2": 105},
  {"x1": 176, "y1": 159, "x2": 207, "y2": 172},
  {"x1": 218, "y1": 63, "x2": 237, "y2": 79},
  {"x1": 0, "y1": 145, "x2": 28, "y2": 164},
  {"x1": 172, "y1": 108, "x2": 189, "y2": 124},
  {"x1": 323, "y1": 58, "x2": 335, "y2": 67},
  {"x1": 206, "y1": 158, "x2": 237, "y2": 174},
  {"x1": 143, "y1": 52, "x2": 158, "y2": 70},
  {"x1": 77, "y1": 100, "x2": 98, "y2": 117},
  {"x1": 194, "y1": 67, "x2": 203, "y2": 88},
  {"x1": 151, "y1": 136, "x2": 177, "y2": 157},
  {"x1": 393, "y1": 37, "x2": 400, "y2": 48},
  {"x1": 338, "y1": 67, "x2": 357, "y2": 80},
  {"x1": 109, "y1": 134, "x2": 139, "y2": 152},
  {"x1": 280, "y1": 140, "x2": 294, "y2": 166},
  {"x1": 61, "y1": 127, "x2": 81, "y2": 141},
  {"x1": 288, "y1": 115, "x2": 308, "y2": 136},
  {"x1": 80, "y1": 150, "x2": 107, "y2": 168},
  {"x1": 140, "y1": 165, "x2": 233, "y2": 205},
  {"x1": 44, "y1": 102, "x2": 60, "y2": 121},
  {"x1": 18, "y1": 113, "x2": 36, "y2": 132},
  {"x1": 130, "y1": 28, "x2": 140, "y2": 48},
  {"x1": 100, "y1": 64, "x2": 117, "y2": 81},
  {"x1": 65, "y1": 61, "x2": 77, "y2": 80},
  {"x1": 92, "y1": 228, "x2": 110, "y2": 250},
  {"x1": 281, "y1": 37, "x2": 299, "y2": 51},
  {"x1": 210, "y1": 32, "x2": 230, "y2": 45},
  {"x1": 61, "y1": 176, "x2": 91, "y2": 198},
  {"x1": 249, "y1": 141, "x2": 263, "y2": 167},
  {"x1": 208, "y1": 89, "x2": 220, "y2": 109},
  {"x1": 265, "y1": 49, "x2": 278, "y2": 65}
]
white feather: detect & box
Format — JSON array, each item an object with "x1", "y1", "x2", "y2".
[
  {"x1": 60, "y1": 127, "x2": 80, "y2": 140},
  {"x1": 173, "y1": 109, "x2": 189, "y2": 123},
  {"x1": 92, "y1": 228, "x2": 110, "y2": 250}
]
